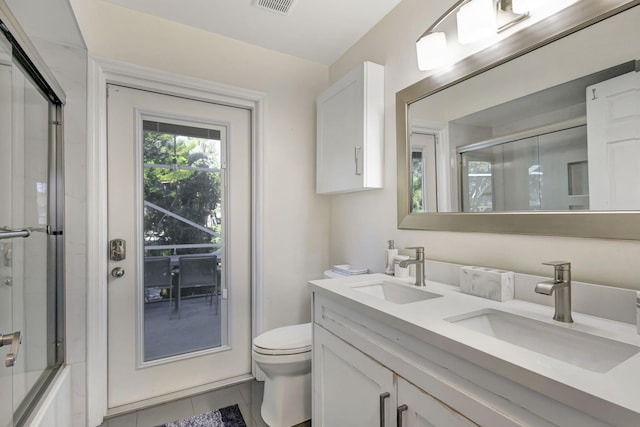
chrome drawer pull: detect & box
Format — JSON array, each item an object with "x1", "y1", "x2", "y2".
[{"x1": 379, "y1": 392, "x2": 390, "y2": 427}]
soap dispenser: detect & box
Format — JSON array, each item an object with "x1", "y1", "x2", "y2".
[{"x1": 384, "y1": 240, "x2": 398, "y2": 275}]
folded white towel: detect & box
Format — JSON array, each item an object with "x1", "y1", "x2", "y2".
[{"x1": 333, "y1": 264, "x2": 369, "y2": 275}]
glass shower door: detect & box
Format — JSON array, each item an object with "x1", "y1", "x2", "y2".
[{"x1": 0, "y1": 27, "x2": 15, "y2": 427}]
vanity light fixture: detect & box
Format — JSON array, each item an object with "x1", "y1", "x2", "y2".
[
  {"x1": 416, "y1": 32, "x2": 449, "y2": 71},
  {"x1": 416, "y1": 0, "x2": 532, "y2": 71},
  {"x1": 457, "y1": 0, "x2": 496, "y2": 44},
  {"x1": 512, "y1": 0, "x2": 544, "y2": 14}
]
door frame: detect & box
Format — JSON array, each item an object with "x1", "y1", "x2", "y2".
[{"x1": 86, "y1": 57, "x2": 265, "y2": 425}]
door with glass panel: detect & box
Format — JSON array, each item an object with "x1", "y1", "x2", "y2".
[
  {"x1": 0, "y1": 21, "x2": 63, "y2": 426},
  {"x1": 106, "y1": 84, "x2": 252, "y2": 408}
]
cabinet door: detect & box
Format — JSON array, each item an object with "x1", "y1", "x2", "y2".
[
  {"x1": 313, "y1": 325, "x2": 395, "y2": 427},
  {"x1": 316, "y1": 61, "x2": 383, "y2": 194},
  {"x1": 316, "y1": 68, "x2": 365, "y2": 193},
  {"x1": 397, "y1": 377, "x2": 477, "y2": 427}
]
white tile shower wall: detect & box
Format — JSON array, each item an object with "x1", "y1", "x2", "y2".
[
  {"x1": 24, "y1": 366, "x2": 71, "y2": 427},
  {"x1": 424, "y1": 259, "x2": 637, "y2": 324},
  {"x1": 459, "y1": 266, "x2": 514, "y2": 302}
]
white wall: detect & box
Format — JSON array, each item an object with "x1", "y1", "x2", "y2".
[
  {"x1": 69, "y1": 0, "x2": 331, "y2": 330},
  {"x1": 328, "y1": 0, "x2": 640, "y2": 290}
]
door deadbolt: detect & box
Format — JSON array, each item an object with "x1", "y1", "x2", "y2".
[
  {"x1": 111, "y1": 267, "x2": 125, "y2": 278},
  {"x1": 110, "y1": 238, "x2": 126, "y2": 261}
]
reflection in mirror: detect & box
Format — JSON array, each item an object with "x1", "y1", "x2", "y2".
[
  {"x1": 396, "y1": 1, "x2": 640, "y2": 239},
  {"x1": 410, "y1": 132, "x2": 437, "y2": 213},
  {"x1": 459, "y1": 125, "x2": 587, "y2": 211},
  {"x1": 409, "y1": 59, "x2": 639, "y2": 213}
]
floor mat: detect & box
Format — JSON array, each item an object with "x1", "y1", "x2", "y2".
[{"x1": 158, "y1": 404, "x2": 247, "y2": 427}]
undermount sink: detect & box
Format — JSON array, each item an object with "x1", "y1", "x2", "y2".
[
  {"x1": 447, "y1": 309, "x2": 640, "y2": 373},
  {"x1": 353, "y1": 281, "x2": 442, "y2": 304}
]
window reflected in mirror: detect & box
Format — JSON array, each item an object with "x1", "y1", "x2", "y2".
[{"x1": 459, "y1": 125, "x2": 588, "y2": 212}]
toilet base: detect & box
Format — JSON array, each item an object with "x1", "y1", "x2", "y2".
[{"x1": 256, "y1": 358, "x2": 311, "y2": 427}]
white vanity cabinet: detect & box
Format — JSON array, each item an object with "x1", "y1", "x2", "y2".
[
  {"x1": 313, "y1": 326, "x2": 475, "y2": 427},
  {"x1": 316, "y1": 61, "x2": 384, "y2": 194},
  {"x1": 397, "y1": 377, "x2": 476, "y2": 427},
  {"x1": 311, "y1": 289, "x2": 619, "y2": 427},
  {"x1": 313, "y1": 326, "x2": 395, "y2": 426}
]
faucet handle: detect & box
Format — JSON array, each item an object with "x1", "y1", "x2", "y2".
[
  {"x1": 542, "y1": 261, "x2": 571, "y2": 271},
  {"x1": 406, "y1": 246, "x2": 424, "y2": 258}
]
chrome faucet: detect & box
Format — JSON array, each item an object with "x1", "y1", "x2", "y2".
[
  {"x1": 535, "y1": 261, "x2": 573, "y2": 323},
  {"x1": 399, "y1": 247, "x2": 425, "y2": 287}
]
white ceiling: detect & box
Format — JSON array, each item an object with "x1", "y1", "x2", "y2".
[{"x1": 103, "y1": 0, "x2": 403, "y2": 65}]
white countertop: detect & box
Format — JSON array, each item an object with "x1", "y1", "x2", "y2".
[{"x1": 309, "y1": 273, "x2": 640, "y2": 424}]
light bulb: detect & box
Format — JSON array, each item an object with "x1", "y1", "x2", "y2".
[
  {"x1": 416, "y1": 32, "x2": 449, "y2": 71},
  {"x1": 512, "y1": 0, "x2": 545, "y2": 14},
  {"x1": 456, "y1": 0, "x2": 496, "y2": 44}
]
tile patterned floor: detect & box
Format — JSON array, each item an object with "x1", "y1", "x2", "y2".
[{"x1": 99, "y1": 380, "x2": 311, "y2": 427}]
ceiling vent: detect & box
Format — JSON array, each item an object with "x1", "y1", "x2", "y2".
[{"x1": 253, "y1": 0, "x2": 299, "y2": 16}]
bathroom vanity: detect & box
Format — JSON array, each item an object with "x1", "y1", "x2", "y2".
[{"x1": 309, "y1": 274, "x2": 640, "y2": 426}]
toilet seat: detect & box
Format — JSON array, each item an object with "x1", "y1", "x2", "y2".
[{"x1": 253, "y1": 323, "x2": 311, "y2": 356}]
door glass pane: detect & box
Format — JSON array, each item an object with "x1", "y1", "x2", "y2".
[
  {"x1": 410, "y1": 133, "x2": 438, "y2": 213},
  {"x1": 142, "y1": 119, "x2": 224, "y2": 362}
]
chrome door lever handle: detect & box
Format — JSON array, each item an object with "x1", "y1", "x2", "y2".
[{"x1": 1, "y1": 331, "x2": 22, "y2": 367}]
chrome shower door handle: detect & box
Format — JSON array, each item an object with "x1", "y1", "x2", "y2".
[
  {"x1": 1, "y1": 331, "x2": 22, "y2": 367},
  {"x1": 0, "y1": 228, "x2": 30, "y2": 240}
]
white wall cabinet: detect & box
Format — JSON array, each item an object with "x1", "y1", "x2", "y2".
[
  {"x1": 316, "y1": 61, "x2": 384, "y2": 194},
  {"x1": 313, "y1": 326, "x2": 476, "y2": 427}
]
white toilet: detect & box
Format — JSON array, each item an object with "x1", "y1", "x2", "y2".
[
  {"x1": 252, "y1": 268, "x2": 366, "y2": 426},
  {"x1": 252, "y1": 323, "x2": 312, "y2": 427}
]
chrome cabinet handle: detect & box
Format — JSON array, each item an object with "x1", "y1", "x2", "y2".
[
  {"x1": 397, "y1": 404, "x2": 408, "y2": 427},
  {"x1": 379, "y1": 392, "x2": 390, "y2": 427},
  {"x1": 1, "y1": 331, "x2": 22, "y2": 367},
  {"x1": 354, "y1": 145, "x2": 362, "y2": 176}
]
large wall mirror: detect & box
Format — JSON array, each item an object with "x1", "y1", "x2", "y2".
[{"x1": 397, "y1": 0, "x2": 640, "y2": 239}]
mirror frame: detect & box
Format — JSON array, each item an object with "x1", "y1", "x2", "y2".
[{"x1": 397, "y1": 0, "x2": 640, "y2": 240}]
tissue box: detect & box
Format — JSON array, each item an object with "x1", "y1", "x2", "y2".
[{"x1": 459, "y1": 266, "x2": 514, "y2": 302}]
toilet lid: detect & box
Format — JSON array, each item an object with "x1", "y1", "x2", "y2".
[{"x1": 253, "y1": 323, "x2": 311, "y2": 355}]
